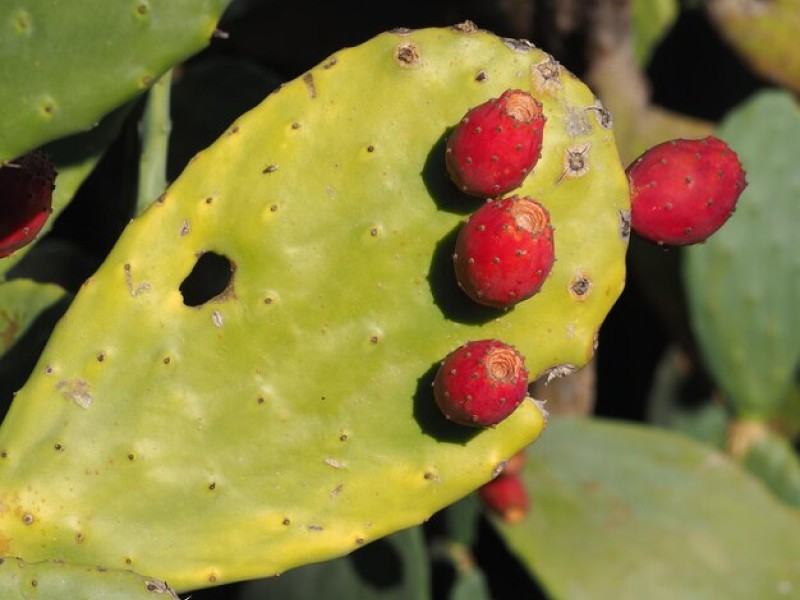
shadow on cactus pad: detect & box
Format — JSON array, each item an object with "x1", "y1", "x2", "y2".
[
  {"x1": 413, "y1": 362, "x2": 481, "y2": 445},
  {"x1": 421, "y1": 130, "x2": 482, "y2": 216},
  {"x1": 427, "y1": 226, "x2": 501, "y2": 326}
]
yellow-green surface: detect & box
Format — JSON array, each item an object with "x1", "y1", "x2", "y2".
[
  {"x1": 0, "y1": 26, "x2": 627, "y2": 591},
  {"x1": 0, "y1": 557, "x2": 177, "y2": 599}
]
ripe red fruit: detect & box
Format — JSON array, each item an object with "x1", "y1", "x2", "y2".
[
  {"x1": 627, "y1": 136, "x2": 747, "y2": 245},
  {"x1": 433, "y1": 339, "x2": 529, "y2": 427},
  {"x1": 453, "y1": 195, "x2": 554, "y2": 310},
  {"x1": 446, "y1": 89, "x2": 545, "y2": 198},
  {"x1": 0, "y1": 152, "x2": 56, "y2": 258},
  {"x1": 478, "y1": 473, "x2": 529, "y2": 524}
]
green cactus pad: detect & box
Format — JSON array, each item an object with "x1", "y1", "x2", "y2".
[
  {"x1": 632, "y1": 0, "x2": 678, "y2": 66},
  {"x1": 707, "y1": 0, "x2": 800, "y2": 94},
  {"x1": 0, "y1": 0, "x2": 229, "y2": 162},
  {"x1": 491, "y1": 417, "x2": 800, "y2": 598},
  {"x1": 238, "y1": 526, "x2": 428, "y2": 599},
  {"x1": 742, "y1": 427, "x2": 800, "y2": 507},
  {"x1": 0, "y1": 280, "x2": 66, "y2": 355},
  {"x1": 0, "y1": 557, "x2": 178, "y2": 599},
  {"x1": 0, "y1": 25, "x2": 627, "y2": 591},
  {"x1": 684, "y1": 90, "x2": 800, "y2": 419}
]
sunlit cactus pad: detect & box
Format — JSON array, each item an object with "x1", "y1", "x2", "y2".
[{"x1": 0, "y1": 25, "x2": 628, "y2": 591}]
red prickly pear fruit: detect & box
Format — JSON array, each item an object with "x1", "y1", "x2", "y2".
[
  {"x1": 627, "y1": 136, "x2": 747, "y2": 245},
  {"x1": 433, "y1": 339, "x2": 529, "y2": 427},
  {"x1": 0, "y1": 152, "x2": 56, "y2": 258},
  {"x1": 453, "y1": 195, "x2": 554, "y2": 310},
  {"x1": 478, "y1": 473, "x2": 529, "y2": 524},
  {"x1": 445, "y1": 89, "x2": 545, "y2": 198}
]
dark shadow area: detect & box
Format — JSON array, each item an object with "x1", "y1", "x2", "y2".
[
  {"x1": 46, "y1": 101, "x2": 143, "y2": 262},
  {"x1": 7, "y1": 238, "x2": 101, "y2": 293},
  {"x1": 427, "y1": 225, "x2": 502, "y2": 326},
  {"x1": 594, "y1": 249, "x2": 670, "y2": 422},
  {"x1": 183, "y1": 581, "x2": 240, "y2": 599},
  {"x1": 179, "y1": 251, "x2": 235, "y2": 306},
  {"x1": 0, "y1": 295, "x2": 72, "y2": 421},
  {"x1": 647, "y1": 10, "x2": 771, "y2": 121},
  {"x1": 168, "y1": 55, "x2": 283, "y2": 180},
  {"x1": 474, "y1": 516, "x2": 549, "y2": 599},
  {"x1": 220, "y1": 0, "x2": 473, "y2": 80},
  {"x1": 421, "y1": 129, "x2": 482, "y2": 217},
  {"x1": 349, "y1": 536, "x2": 404, "y2": 589},
  {"x1": 413, "y1": 361, "x2": 481, "y2": 445},
  {"x1": 43, "y1": 101, "x2": 136, "y2": 168}
]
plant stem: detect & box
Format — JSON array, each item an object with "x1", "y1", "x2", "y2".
[{"x1": 137, "y1": 70, "x2": 172, "y2": 216}]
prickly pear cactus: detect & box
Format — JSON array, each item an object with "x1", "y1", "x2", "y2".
[
  {"x1": 0, "y1": 557, "x2": 177, "y2": 599},
  {"x1": 0, "y1": 0, "x2": 229, "y2": 162},
  {"x1": 0, "y1": 25, "x2": 628, "y2": 591},
  {"x1": 684, "y1": 90, "x2": 800, "y2": 418},
  {"x1": 0, "y1": 280, "x2": 66, "y2": 354},
  {"x1": 706, "y1": 0, "x2": 800, "y2": 94}
]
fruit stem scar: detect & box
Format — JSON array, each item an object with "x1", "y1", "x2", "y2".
[
  {"x1": 511, "y1": 197, "x2": 548, "y2": 234},
  {"x1": 485, "y1": 346, "x2": 523, "y2": 383},
  {"x1": 504, "y1": 91, "x2": 538, "y2": 122}
]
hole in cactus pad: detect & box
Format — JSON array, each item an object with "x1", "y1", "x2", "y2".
[{"x1": 180, "y1": 252, "x2": 235, "y2": 307}]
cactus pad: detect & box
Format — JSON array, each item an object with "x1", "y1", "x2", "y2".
[
  {"x1": 0, "y1": 280, "x2": 66, "y2": 354},
  {"x1": 0, "y1": 25, "x2": 628, "y2": 591},
  {"x1": 492, "y1": 417, "x2": 800, "y2": 597},
  {"x1": 0, "y1": 557, "x2": 177, "y2": 599},
  {"x1": 684, "y1": 90, "x2": 800, "y2": 418},
  {"x1": 707, "y1": 0, "x2": 800, "y2": 94},
  {"x1": 0, "y1": 0, "x2": 229, "y2": 162}
]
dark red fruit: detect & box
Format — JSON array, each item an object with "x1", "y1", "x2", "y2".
[
  {"x1": 454, "y1": 195, "x2": 554, "y2": 310},
  {"x1": 433, "y1": 339, "x2": 529, "y2": 427},
  {"x1": 478, "y1": 473, "x2": 529, "y2": 524},
  {"x1": 0, "y1": 152, "x2": 56, "y2": 258},
  {"x1": 627, "y1": 136, "x2": 747, "y2": 245},
  {"x1": 446, "y1": 89, "x2": 545, "y2": 198}
]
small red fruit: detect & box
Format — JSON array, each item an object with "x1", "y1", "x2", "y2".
[
  {"x1": 478, "y1": 473, "x2": 529, "y2": 524},
  {"x1": 433, "y1": 339, "x2": 529, "y2": 427},
  {"x1": 0, "y1": 152, "x2": 56, "y2": 258},
  {"x1": 446, "y1": 89, "x2": 545, "y2": 198},
  {"x1": 454, "y1": 195, "x2": 554, "y2": 310},
  {"x1": 627, "y1": 136, "x2": 747, "y2": 245}
]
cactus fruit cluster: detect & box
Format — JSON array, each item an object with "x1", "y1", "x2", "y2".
[
  {"x1": 0, "y1": 24, "x2": 629, "y2": 591},
  {"x1": 0, "y1": 152, "x2": 55, "y2": 258},
  {"x1": 1, "y1": 0, "x2": 798, "y2": 592},
  {"x1": 627, "y1": 136, "x2": 747, "y2": 245}
]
